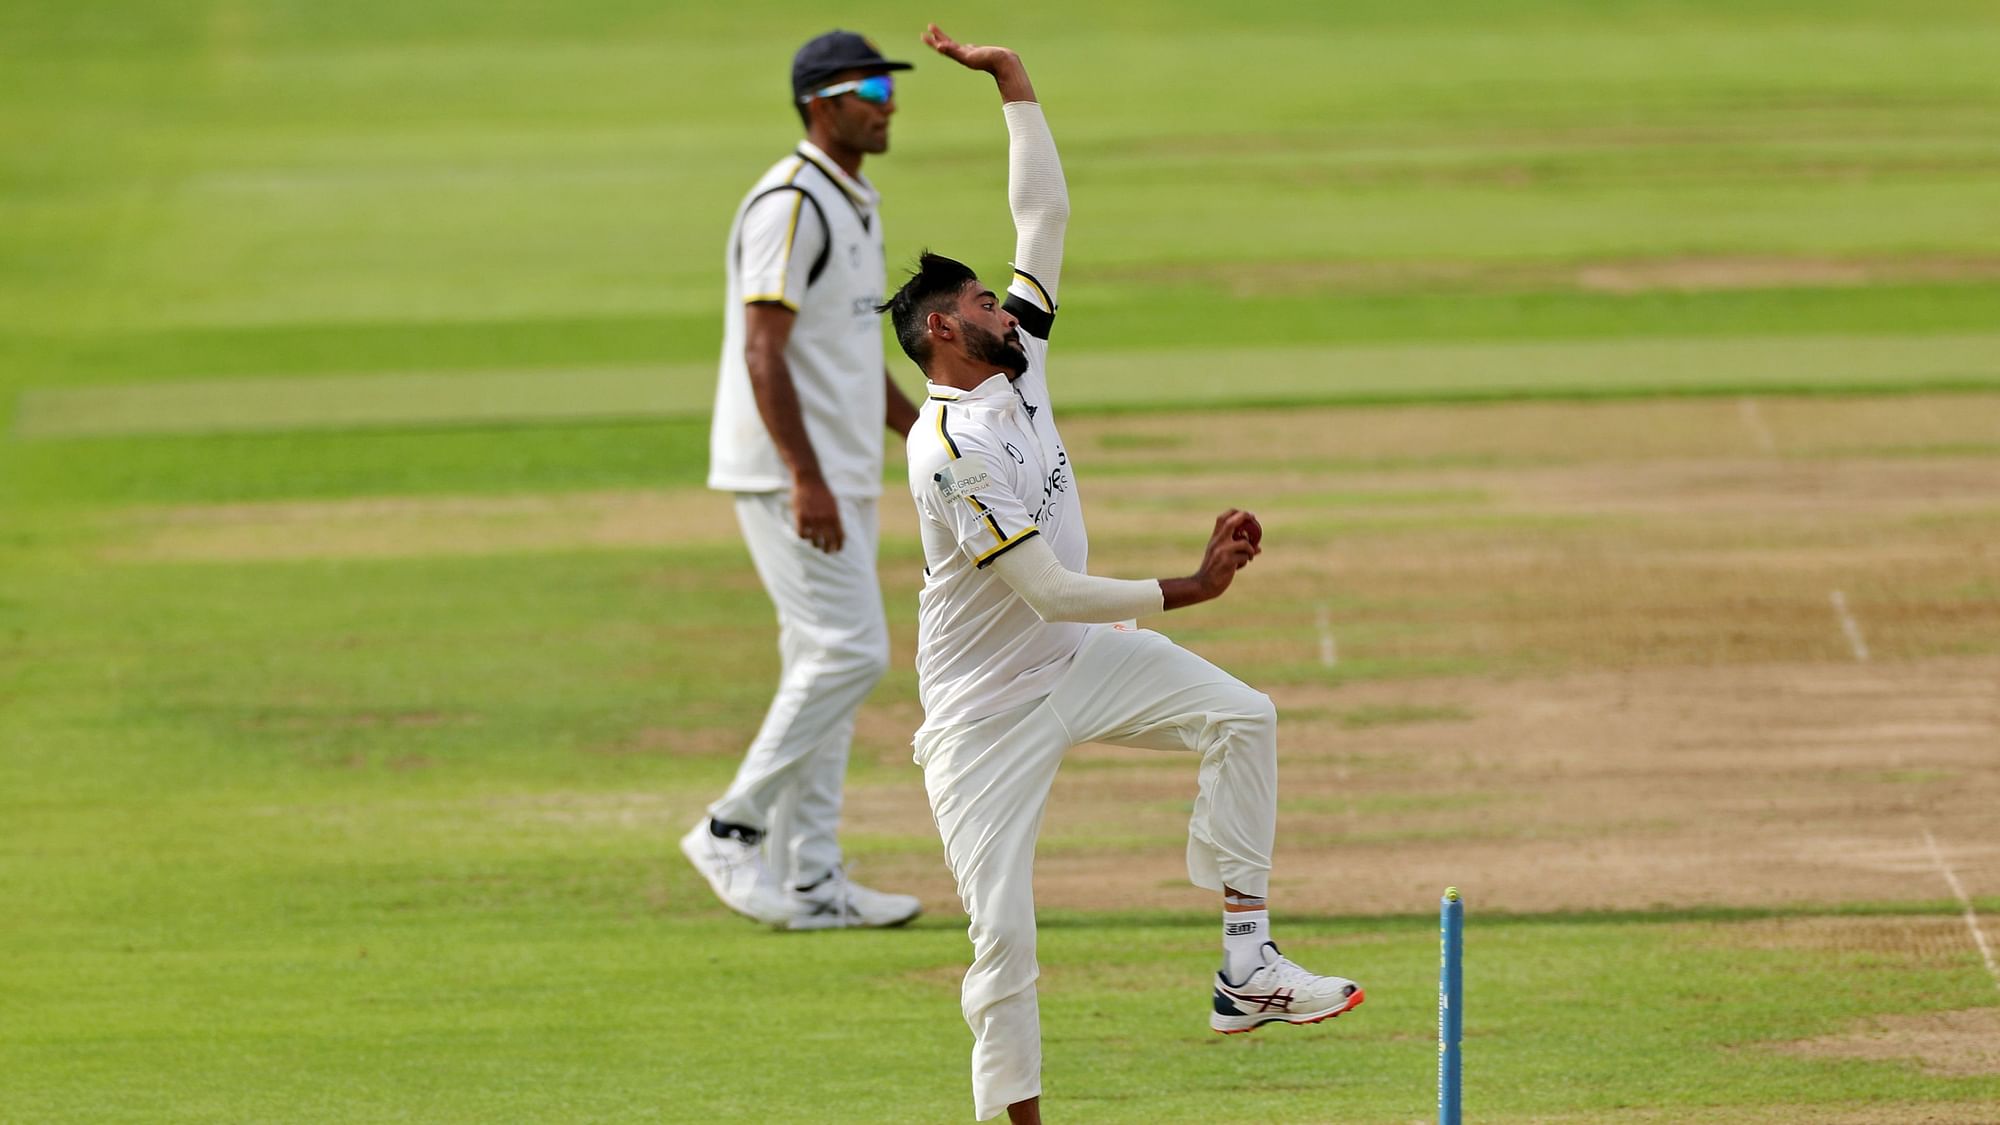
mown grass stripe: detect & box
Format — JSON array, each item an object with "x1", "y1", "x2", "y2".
[
  {"x1": 12, "y1": 364, "x2": 709, "y2": 439},
  {"x1": 15, "y1": 333, "x2": 2000, "y2": 439}
]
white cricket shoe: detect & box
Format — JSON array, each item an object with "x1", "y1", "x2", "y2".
[
  {"x1": 784, "y1": 866, "x2": 921, "y2": 931},
  {"x1": 1210, "y1": 942, "x2": 1365, "y2": 1034},
  {"x1": 679, "y1": 818, "x2": 788, "y2": 924}
]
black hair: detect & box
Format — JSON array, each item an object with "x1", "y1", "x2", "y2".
[
  {"x1": 878, "y1": 252, "x2": 979, "y2": 370},
  {"x1": 794, "y1": 93, "x2": 811, "y2": 129}
]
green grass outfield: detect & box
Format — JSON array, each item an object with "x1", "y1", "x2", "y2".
[{"x1": 4, "y1": 0, "x2": 2000, "y2": 1120}]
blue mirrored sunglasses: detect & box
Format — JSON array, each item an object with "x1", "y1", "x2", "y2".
[{"x1": 801, "y1": 74, "x2": 894, "y2": 105}]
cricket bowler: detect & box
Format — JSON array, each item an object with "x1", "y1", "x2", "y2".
[{"x1": 885, "y1": 25, "x2": 1366, "y2": 1123}]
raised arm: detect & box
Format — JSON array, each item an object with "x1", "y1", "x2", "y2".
[{"x1": 922, "y1": 25, "x2": 1068, "y2": 310}]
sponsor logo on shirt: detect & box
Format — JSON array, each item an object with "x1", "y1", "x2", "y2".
[{"x1": 934, "y1": 455, "x2": 993, "y2": 503}]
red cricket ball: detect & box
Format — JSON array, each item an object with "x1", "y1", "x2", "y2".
[{"x1": 1234, "y1": 513, "x2": 1262, "y2": 548}]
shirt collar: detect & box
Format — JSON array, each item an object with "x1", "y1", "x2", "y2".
[
  {"x1": 926, "y1": 372, "x2": 1017, "y2": 404},
  {"x1": 795, "y1": 141, "x2": 878, "y2": 212}
]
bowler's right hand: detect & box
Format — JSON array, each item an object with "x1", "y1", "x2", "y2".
[
  {"x1": 921, "y1": 24, "x2": 1019, "y2": 74},
  {"x1": 1195, "y1": 509, "x2": 1261, "y2": 598}
]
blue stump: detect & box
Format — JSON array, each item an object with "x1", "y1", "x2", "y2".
[{"x1": 1438, "y1": 887, "x2": 1463, "y2": 1125}]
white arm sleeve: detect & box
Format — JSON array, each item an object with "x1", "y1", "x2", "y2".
[
  {"x1": 1004, "y1": 100, "x2": 1068, "y2": 307},
  {"x1": 988, "y1": 533, "x2": 1163, "y2": 624}
]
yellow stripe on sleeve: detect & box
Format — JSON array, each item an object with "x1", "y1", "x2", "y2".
[
  {"x1": 961, "y1": 496, "x2": 1005, "y2": 543},
  {"x1": 933, "y1": 405, "x2": 962, "y2": 458},
  {"x1": 782, "y1": 190, "x2": 804, "y2": 253},
  {"x1": 1012, "y1": 268, "x2": 1054, "y2": 313},
  {"x1": 745, "y1": 161, "x2": 809, "y2": 308},
  {"x1": 974, "y1": 526, "x2": 1040, "y2": 567},
  {"x1": 761, "y1": 166, "x2": 808, "y2": 306},
  {"x1": 933, "y1": 404, "x2": 1006, "y2": 543}
]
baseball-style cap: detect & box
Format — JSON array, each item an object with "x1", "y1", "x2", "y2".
[{"x1": 791, "y1": 30, "x2": 913, "y2": 98}]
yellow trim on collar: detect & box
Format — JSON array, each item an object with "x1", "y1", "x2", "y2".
[{"x1": 795, "y1": 148, "x2": 870, "y2": 210}]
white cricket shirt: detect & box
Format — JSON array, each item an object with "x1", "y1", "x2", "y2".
[
  {"x1": 708, "y1": 142, "x2": 888, "y2": 498},
  {"x1": 908, "y1": 271, "x2": 1089, "y2": 730}
]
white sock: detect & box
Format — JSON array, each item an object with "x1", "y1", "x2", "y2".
[{"x1": 1222, "y1": 909, "x2": 1270, "y2": 983}]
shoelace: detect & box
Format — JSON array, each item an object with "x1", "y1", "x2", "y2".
[
  {"x1": 796, "y1": 867, "x2": 852, "y2": 914},
  {"x1": 708, "y1": 837, "x2": 767, "y2": 888},
  {"x1": 1261, "y1": 956, "x2": 1326, "y2": 989},
  {"x1": 823, "y1": 871, "x2": 859, "y2": 918}
]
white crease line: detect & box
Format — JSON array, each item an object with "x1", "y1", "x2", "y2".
[
  {"x1": 1829, "y1": 590, "x2": 1870, "y2": 662},
  {"x1": 1738, "y1": 396, "x2": 1776, "y2": 454},
  {"x1": 1921, "y1": 825, "x2": 2000, "y2": 994},
  {"x1": 1315, "y1": 605, "x2": 1337, "y2": 669}
]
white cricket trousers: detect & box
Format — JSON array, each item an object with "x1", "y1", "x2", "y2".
[
  {"x1": 710, "y1": 491, "x2": 889, "y2": 886},
  {"x1": 913, "y1": 624, "x2": 1278, "y2": 1121}
]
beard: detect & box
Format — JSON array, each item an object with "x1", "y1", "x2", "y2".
[{"x1": 962, "y1": 320, "x2": 1029, "y2": 377}]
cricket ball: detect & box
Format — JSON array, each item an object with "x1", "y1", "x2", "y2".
[{"x1": 1234, "y1": 513, "x2": 1262, "y2": 548}]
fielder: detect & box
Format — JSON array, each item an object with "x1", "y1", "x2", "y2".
[
  {"x1": 684, "y1": 30, "x2": 922, "y2": 931},
  {"x1": 886, "y1": 26, "x2": 1365, "y2": 1123}
]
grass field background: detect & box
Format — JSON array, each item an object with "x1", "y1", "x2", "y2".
[{"x1": 4, "y1": 0, "x2": 1998, "y2": 1121}]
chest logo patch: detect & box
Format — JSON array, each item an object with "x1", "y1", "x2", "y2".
[{"x1": 934, "y1": 454, "x2": 994, "y2": 503}]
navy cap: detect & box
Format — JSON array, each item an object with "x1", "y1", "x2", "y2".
[{"x1": 791, "y1": 30, "x2": 913, "y2": 98}]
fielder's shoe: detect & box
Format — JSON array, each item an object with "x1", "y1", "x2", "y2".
[
  {"x1": 679, "y1": 818, "x2": 788, "y2": 924},
  {"x1": 1211, "y1": 941, "x2": 1365, "y2": 1034},
  {"x1": 784, "y1": 866, "x2": 921, "y2": 931}
]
